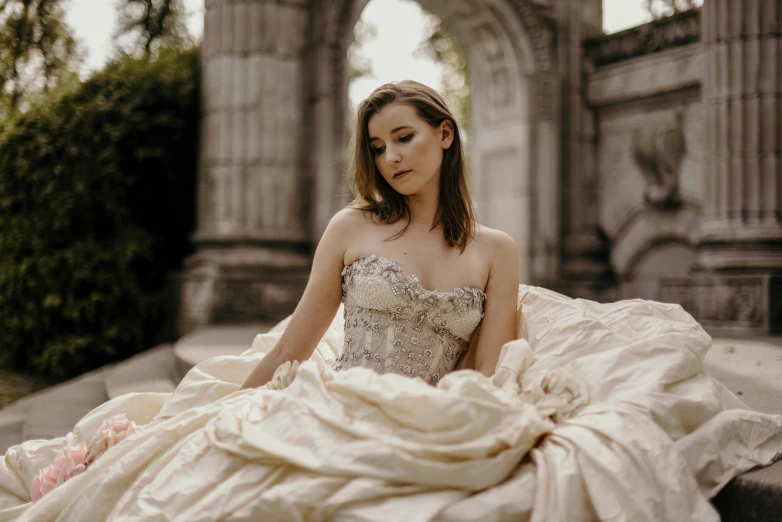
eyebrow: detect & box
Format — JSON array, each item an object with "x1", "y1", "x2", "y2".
[{"x1": 369, "y1": 125, "x2": 413, "y2": 142}]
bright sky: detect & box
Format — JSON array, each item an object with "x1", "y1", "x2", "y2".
[
  {"x1": 66, "y1": 0, "x2": 695, "y2": 101},
  {"x1": 65, "y1": 0, "x2": 205, "y2": 76}
]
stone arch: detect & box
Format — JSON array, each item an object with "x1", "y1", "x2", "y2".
[
  {"x1": 610, "y1": 205, "x2": 701, "y2": 277},
  {"x1": 308, "y1": 0, "x2": 560, "y2": 285},
  {"x1": 619, "y1": 238, "x2": 696, "y2": 301}
]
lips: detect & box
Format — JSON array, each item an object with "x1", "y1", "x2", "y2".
[{"x1": 393, "y1": 170, "x2": 411, "y2": 179}]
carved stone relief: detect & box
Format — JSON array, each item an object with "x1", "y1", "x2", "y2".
[
  {"x1": 584, "y1": 8, "x2": 700, "y2": 68},
  {"x1": 470, "y1": 19, "x2": 518, "y2": 121},
  {"x1": 658, "y1": 275, "x2": 782, "y2": 333},
  {"x1": 631, "y1": 109, "x2": 686, "y2": 210},
  {"x1": 213, "y1": 279, "x2": 267, "y2": 323}
]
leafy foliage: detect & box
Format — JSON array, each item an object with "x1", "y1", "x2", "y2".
[
  {"x1": 0, "y1": 0, "x2": 83, "y2": 117},
  {"x1": 348, "y1": 19, "x2": 378, "y2": 85},
  {"x1": 114, "y1": 0, "x2": 193, "y2": 58},
  {"x1": 415, "y1": 14, "x2": 471, "y2": 134},
  {"x1": 0, "y1": 46, "x2": 200, "y2": 379}
]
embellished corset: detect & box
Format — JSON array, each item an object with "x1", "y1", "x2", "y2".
[{"x1": 334, "y1": 255, "x2": 486, "y2": 385}]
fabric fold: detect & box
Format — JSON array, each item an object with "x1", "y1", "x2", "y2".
[{"x1": 0, "y1": 284, "x2": 779, "y2": 522}]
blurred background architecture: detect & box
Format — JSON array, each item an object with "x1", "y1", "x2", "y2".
[
  {"x1": 1, "y1": 3, "x2": 780, "y2": 510},
  {"x1": 180, "y1": 0, "x2": 781, "y2": 336},
  {"x1": 0, "y1": 0, "x2": 779, "y2": 389}
]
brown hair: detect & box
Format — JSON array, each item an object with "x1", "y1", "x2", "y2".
[{"x1": 347, "y1": 80, "x2": 477, "y2": 252}]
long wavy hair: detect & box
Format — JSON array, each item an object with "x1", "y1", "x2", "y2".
[{"x1": 347, "y1": 80, "x2": 477, "y2": 252}]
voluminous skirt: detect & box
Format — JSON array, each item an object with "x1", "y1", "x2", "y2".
[{"x1": 1, "y1": 285, "x2": 781, "y2": 521}]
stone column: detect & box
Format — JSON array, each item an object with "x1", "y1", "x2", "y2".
[
  {"x1": 557, "y1": 0, "x2": 614, "y2": 299},
  {"x1": 179, "y1": 0, "x2": 311, "y2": 334},
  {"x1": 691, "y1": 0, "x2": 782, "y2": 333}
]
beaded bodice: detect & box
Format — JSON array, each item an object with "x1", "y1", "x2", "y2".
[{"x1": 334, "y1": 255, "x2": 486, "y2": 385}]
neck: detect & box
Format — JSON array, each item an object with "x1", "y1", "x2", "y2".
[{"x1": 406, "y1": 180, "x2": 440, "y2": 230}]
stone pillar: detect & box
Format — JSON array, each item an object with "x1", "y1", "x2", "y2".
[
  {"x1": 179, "y1": 0, "x2": 311, "y2": 334},
  {"x1": 557, "y1": 0, "x2": 614, "y2": 299},
  {"x1": 690, "y1": 0, "x2": 782, "y2": 333}
]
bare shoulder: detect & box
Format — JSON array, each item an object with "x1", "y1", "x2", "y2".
[
  {"x1": 473, "y1": 224, "x2": 519, "y2": 311},
  {"x1": 474, "y1": 224, "x2": 518, "y2": 260},
  {"x1": 329, "y1": 207, "x2": 368, "y2": 229},
  {"x1": 323, "y1": 207, "x2": 372, "y2": 238},
  {"x1": 323, "y1": 207, "x2": 376, "y2": 264}
]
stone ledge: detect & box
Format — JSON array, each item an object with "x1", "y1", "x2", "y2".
[
  {"x1": 104, "y1": 344, "x2": 177, "y2": 400},
  {"x1": 107, "y1": 379, "x2": 177, "y2": 399},
  {"x1": 585, "y1": 9, "x2": 700, "y2": 68},
  {"x1": 587, "y1": 43, "x2": 701, "y2": 107},
  {"x1": 173, "y1": 322, "x2": 274, "y2": 378},
  {"x1": 660, "y1": 275, "x2": 782, "y2": 335},
  {"x1": 707, "y1": 336, "x2": 782, "y2": 518}
]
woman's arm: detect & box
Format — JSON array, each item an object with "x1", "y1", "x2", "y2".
[
  {"x1": 240, "y1": 209, "x2": 356, "y2": 390},
  {"x1": 472, "y1": 231, "x2": 520, "y2": 377}
]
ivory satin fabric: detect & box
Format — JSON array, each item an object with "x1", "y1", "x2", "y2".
[{"x1": 1, "y1": 285, "x2": 780, "y2": 521}]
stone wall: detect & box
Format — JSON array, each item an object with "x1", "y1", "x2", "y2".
[
  {"x1": 178, "y1": 1, "x2": 779, "y2": 336},
  {"x1": 585, "y1": 9, "x2": 702, "y2": 302},
  {"x1": 585, "y1": 5, "x2": 782, "y2": 335},
  {"x1": 179, "y1": 0, "x2": 572, "y2": 333}
]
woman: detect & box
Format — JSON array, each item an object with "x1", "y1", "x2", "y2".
[
  {"x1": 1, "y1": 81, "x2": 781, "y2": 522},
  {"x1": 240, "y1": 79, "x2": 519, "y2": 390}
]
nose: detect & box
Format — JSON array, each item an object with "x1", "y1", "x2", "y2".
[{"x1": 386, "y1": 146, "x2": 402, "y2": 165}]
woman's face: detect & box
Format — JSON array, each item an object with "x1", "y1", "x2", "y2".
[{"x1": 367, "y1": 102, "x2": 453, "y2": 196}]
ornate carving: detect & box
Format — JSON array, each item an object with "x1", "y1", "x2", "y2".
[
  {"x1": 585, "y1": 8, "x2": 700, "y2": 68},
  {"x1": 587, "y1": 45, "x2": 701, "y2": 106},
  {"x1": 215, "y1": 279, "x2": 266, "y2": 321},
  {"x1": 732, "y1": 287, "x2": 758, "y2": 323},
  {"x1": 507, "y1": 0, "x2": 553, "y2": 73},
  {"x1": 659, "y1": 275, "x2": 774, "y2": 331},
  {"x1": 631, "y1": 110, "x2": 686, "y2": 210},
  {"x1": 507, "y1": 0, "x2": 554, "y2": 120}
]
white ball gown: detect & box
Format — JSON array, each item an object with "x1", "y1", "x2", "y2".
[{"x1": 0, "y1": 254, "x2": 781, "y2": 521}]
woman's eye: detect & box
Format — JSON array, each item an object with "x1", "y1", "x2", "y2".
[
  {"x1": 373, "y1": 146, "x2": 385, "y2": 155},
  {"x1": 399, "y1": 134, "x2": 413, "y2": 142}
]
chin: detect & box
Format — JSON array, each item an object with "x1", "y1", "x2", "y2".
[{"x1": 392, "y1": 180, "x2": 421, "y2": 196}]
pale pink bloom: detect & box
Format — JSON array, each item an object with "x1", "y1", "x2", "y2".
[
  {"x1": 82, "y1": 413, "x2": 138, "y2": 467},
  {"x1": 31, "y1": 413, "x2": 140, "y2": 502},
  {"x1": 30, "y1": 442, "x2": 88, "y2": 502}
]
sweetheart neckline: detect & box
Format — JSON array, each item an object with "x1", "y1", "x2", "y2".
[{"x1": 344, "y1": 254, "x2": 487, "y2": 300}]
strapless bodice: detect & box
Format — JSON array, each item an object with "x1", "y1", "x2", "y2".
[{"x1": 334, "y1": 255, "x2": 486, "y2": 385}]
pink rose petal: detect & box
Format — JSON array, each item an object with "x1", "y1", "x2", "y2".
[{"x1": 31, "y1": 414, "x2": 139, "y2": 502}]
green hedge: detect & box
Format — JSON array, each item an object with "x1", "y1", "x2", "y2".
[{"x1": 0, "y1": 46, "x2": 200, "y2": 380}]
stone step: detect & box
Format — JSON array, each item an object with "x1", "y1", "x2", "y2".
[
  {"x1": 103, "y1": 344, "x2": 179, "y2": 400},
  {"x1": 0, "y1": 365, "x2": 115, "y2": 453},
  {"x1": 107, "y1": 378, "x2": 177, "y2": 398},
  {"x1": 708, "y1": 336, "x2": 782, "y2": 521},
  {"x1": 0, "y1": 413, "x2": 25, "y2": 456},
  {"x1": 20, "y1": 367, "x2": 112, "y2": 442},
  {"x1": 703, "y1": 337, "x2": 782, "y2": 415},
  {"x1": 173, "y1": 323, "x2": 274, "y2": 379}
]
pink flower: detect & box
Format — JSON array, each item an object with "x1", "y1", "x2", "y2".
[
  {"x1": 30, "y1": 443, "x2": 89, "y2": 502},
  {"x1": 82, "y1": 413, "x2": 138, "y2": 467},
  {"x1": 31, "y1": 413, "x2": 140, "y2": 502},
  {"x1": 94, "y1": 414, "x2": 134, "y2": 450}
]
